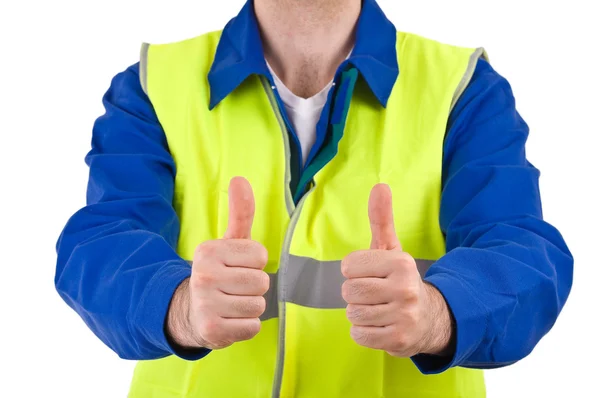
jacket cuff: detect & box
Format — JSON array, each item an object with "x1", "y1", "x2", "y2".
[
  {"x1": 410, "y1": 261, "x2": 488, "y2": 374},
  {"x1": 133, "y1": 260, "x2": 210, "y2": 361}
]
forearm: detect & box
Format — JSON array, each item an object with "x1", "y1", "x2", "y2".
[
  {"x1": 413, "y1": 218, "x2": 572, "y2": 374},
  {"x1": 420, "y1": 283, "x2": 454, "y2": 357},
  {"x1": 56, "y1": 207, "x2": 193, "y2": 360},
  {"x1": 428, "y1": 219, "x2": 572, "y2": 368}
]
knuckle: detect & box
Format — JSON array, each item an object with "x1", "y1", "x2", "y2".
[
  {"x1": 348, "y1": 281, "x2": 364, "y2": 297},
  {"x1": 194, "y1": 298, "x2": 212, "y2": 314},
  {"x1": 345, "y1": 252, "x2": 368, "y2": 272},
  {"x1": 229, "y1": 239, "x2": 253, "y2": 255},
  {"x1": 190, "y1": 272, "x2": 214, "y2": 290},
  {"x1": 360, "y1": 251, "x2": 379, "y2": 268},
  {"x1": 394, "y1": 329, "x2": 410, "y2": 349},
  {"x1": 341, "y1": 280, "x2": 352, "y2": 301},
  {"x1": 399, "y1": 283, "x2": 420, "y2": 302},
  {"x1": 232, "y1": 240, "x2": 268, "y2": 269},
  {"x1": 200, "y1": 318, "x2": 222, "y2": 341},
  {"x1": 346, "y1": 305, "x2": 366, "y2": 322},
  {"x1": 395, "y1": 251, "x2": 416, "y2": 268},
  {"x1": 342, "y1": 251, "x2": 372, "y2": 277},
  {"x1": 213, "y1": 341, "x2": 232, "y2": 350},
  {"x1": 257, "y1": 296, "x2": 267, "y2": 315},
  {"x1": 351, "y1": 327, "x2": 371, "y2": 346},
  {"x1": 249, "y1": 319, "x2": 262, "y2": 335},
  {"x1": 248, "y1": 297, "x2": 265, "y2": 316},
  {"x1": 258, "y1": 271, "x2": 270, "y2": 294},
  {"x1": 194, "y1": 241, "x2": 217, "y2": 260},
  {"x1": 341, "y1": 257, "x2": 352, "y2": 277},
  {"x1": 255, "y1": 244, "x2": 269, "y2": 268},
  {"x1": 235, "y1": 319, "x2": 261, "y2": 341}
]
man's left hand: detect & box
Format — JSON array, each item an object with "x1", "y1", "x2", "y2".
[{"x1": 341, "y1": 184, "x2": 454, "y2": 358}]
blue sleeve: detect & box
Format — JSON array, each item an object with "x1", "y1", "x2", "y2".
[
  {"x1": 411, "y1": 58, "x2": 574, "y2": 373},
  {"x1": 55, "y1": 63, "x2": 209, "y2": 361}
]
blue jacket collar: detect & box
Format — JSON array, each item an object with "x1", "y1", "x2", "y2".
[{"x1": 208, "y1": 0, "x2": 398, "y2": 110}]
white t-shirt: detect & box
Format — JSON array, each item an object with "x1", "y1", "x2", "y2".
[{"x1": 266, "y1": 62, "x2": 334, "y2": 166}]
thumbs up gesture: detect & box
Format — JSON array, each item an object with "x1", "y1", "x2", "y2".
[
  {"x1": 167, "y1": 177, "x2": 270, "y2": 350},
  {"x1": 341, "y1": 184, "x2": 453, "y2": 358}
]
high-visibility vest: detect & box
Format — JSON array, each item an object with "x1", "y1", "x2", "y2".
[{"x1": 130, "y1": 29, "x2": 487, "y2": 398}]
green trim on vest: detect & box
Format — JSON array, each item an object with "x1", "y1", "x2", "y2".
[
  {"x1": 132, "y1": 30, "x2": 486, "y2": 398},
  {"x1": 296, "y1": 68, "x2": 359, "y2": 203}
]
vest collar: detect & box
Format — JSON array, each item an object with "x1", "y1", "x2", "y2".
[{"x1": 207, "y1": 0, "x2": 399, "y2": 110}]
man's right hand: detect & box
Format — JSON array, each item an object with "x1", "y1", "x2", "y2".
[{"x1": 167, "y1": 177, "x2": 270, "y2": 350}]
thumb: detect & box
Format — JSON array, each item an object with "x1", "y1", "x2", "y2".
[
  {"x1": 368, "y1": 184, "x2": 402, "y2": 251},
  {"x1": 223, "y1": 177, "x2": 255, "y2": 239}
]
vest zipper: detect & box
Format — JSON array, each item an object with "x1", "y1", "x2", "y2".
[{"x1": 261, "y1": 76, "x2": 315, "y2": 398}]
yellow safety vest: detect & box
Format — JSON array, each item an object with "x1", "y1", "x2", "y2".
[{"x1": 130, "y1": 29, "x2": 487, "y2": 398}]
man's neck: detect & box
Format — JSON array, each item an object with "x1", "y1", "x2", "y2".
[{"x1": 254, "y1": 0, "x2": 361, "y2": 98}]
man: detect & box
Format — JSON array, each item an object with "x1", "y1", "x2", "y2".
[{"x1": 55, "y1": 0, "x2": 573, "y2": 396}]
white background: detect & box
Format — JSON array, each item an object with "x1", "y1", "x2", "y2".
[{"x1": 1, "y1": 0, "x2": 598, "y2": 397}]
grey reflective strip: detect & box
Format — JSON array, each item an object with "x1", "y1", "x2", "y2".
[
  {"x1": 282, "y1": 255, "x2": 435, "y2": 308},
  {"x1": 284, "y1": 256, "x2": 347, "y2": 308},
  {"x1": 261, "y1": 272, "x2": 279, "y2": 321},
  {"x1": 139, "y1": 43, "x2": 150, "y2": 95},
  {"x1": 450, "y1": 47, "x2": 486, "y2": 111},
  {"x1": 260, "y1": 77, "x2": 294, "y2": 216},
  {"x1": 186, "y1": 256, "x2": 435, "y2": 313}
]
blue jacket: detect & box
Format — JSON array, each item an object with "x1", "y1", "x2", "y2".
[{"x1": 55, "y1": 0, "x2": 573, "y2": 374}]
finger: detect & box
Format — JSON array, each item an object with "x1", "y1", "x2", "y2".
[
  {"x1": 346, "y1": 304, "x2": 396, "y2": 326},
  {"x1": 368, "y1": 184, "x2": 401, "y2": 251},
  {"x1": 341, "y1": 250, "x2": 398, "y2": 278},
  {"x1": 350, "y1": 325, "x2": 395, "y2": 351},
  {"x1": 224, "y1": 177, "x2": 255, "y2": 240},
  {"x1": 219, "y1": 239, "x2": 269, "y2": 269},
  {"x1": 217, "y1": 293, "x2": 266, "y2": 318},
  {"x1": 219, "y1": 268, "x2": 270, "y2": 296},
  {"x1": 341, "y1": 278, "x2": 393, "y2": 304},
  {"x1": 221, "y1": 317, "x2": 262, "y2": 343}
]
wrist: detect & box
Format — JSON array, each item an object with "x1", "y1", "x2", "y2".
[
  {"x1": 420, "y1": 282, "x2": 454, "y2": 356},
  {"x1": 166, "y1": 278, "x2": 198, "y2": 349}
]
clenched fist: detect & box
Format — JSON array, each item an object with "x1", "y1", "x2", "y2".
[
  {"x1": 341, "y1": 184, "x2": 454, "y2": 358},
  {"x1": 167, "y1": 177, "x2": 270, "y2": 350}
]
